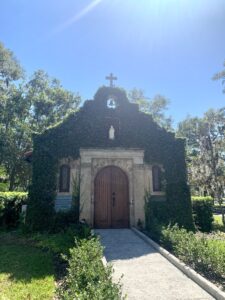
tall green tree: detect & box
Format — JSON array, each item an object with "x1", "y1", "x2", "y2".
[
  {"x1": 128, "y1": 88, "x2": 173, "y2": 130},
  {"x1": 0, "y1": 42, "x2": 26, "y2": 190},
  {"x1": 25, "y1": 70, "x2": 80, "y2": 132},
  {"x1": 0, "y1": 42, "x2": 24, "y2": 87},
  {"x1": 213, "y1": 60, "x2": 225, "y2": 93},
  {"x1": 0, "y1": 42, "x2": 25, "y2": 134},
  {"x1": 177, "y1": 109, "x2": 225, "y2": 223},
  {"x1": 0, "y1": 42, "x2": 81, "y2": 191},
  {"x1": 0, "y1": 85, "x2": 32, "y2": 190}
]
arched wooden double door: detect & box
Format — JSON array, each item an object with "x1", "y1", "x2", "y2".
[{"x1": 94, "y1": 166, "x2": 129, "y2": 228}]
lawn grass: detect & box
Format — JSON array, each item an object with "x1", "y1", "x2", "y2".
[
  {"x1": 214, "y1": 214, "x2": 223, "y2": 225},
  {"x1": 31, "y1": 228, "x2": 78, "y2": 255},
  {"x1": 0, "y1": 232, "x2": 55, "y2": 300},
  {"x1": 213, "y1": 214, "x2": 225, "y2": 232},
  {"x1": 0, "y1": 226, "x2": 89, "y2": 300}
]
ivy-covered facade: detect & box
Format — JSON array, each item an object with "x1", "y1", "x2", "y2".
[{"x1": 27, "y1": 86, "x2": 194, "y2": 231}]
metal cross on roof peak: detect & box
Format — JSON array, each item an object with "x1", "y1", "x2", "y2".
[{"x1": 105, "y1": 73, "x2": 117, "y2": 87}]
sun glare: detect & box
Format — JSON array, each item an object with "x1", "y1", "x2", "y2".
[{"x1": 55, "y1": 0, "x2": 102, "y2": 33}]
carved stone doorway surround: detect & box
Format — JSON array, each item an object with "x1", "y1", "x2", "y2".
[{"x1": 79, "y1": 148, "x2": 145, "y2": 227}]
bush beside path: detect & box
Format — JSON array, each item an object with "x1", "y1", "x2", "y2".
[{"x1": 0, "y1": 226, "x2": 123, "y2": 300}]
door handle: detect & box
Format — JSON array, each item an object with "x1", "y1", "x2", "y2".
[{"x1": 112, "y1": 192, "x2": 115, "y2": 207}]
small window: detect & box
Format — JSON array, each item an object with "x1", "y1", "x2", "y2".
[
  {"x1": 59, "y1": 165, "x2": 70, "y2": 192},
  {"x1": 152, "y1": 165, "x2": 162, "y2": 192}
]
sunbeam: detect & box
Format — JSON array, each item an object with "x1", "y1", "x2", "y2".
[{"x1": 55, "y1": 0, "x2": 102, "y2": 33}]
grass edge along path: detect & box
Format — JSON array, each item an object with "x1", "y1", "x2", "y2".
[
  {"x1": 0, "y1": 231, "x2": 55, "y2": 300},
  {"x1": 0, "y1": 227, "x2": 123, "y2": 300}
]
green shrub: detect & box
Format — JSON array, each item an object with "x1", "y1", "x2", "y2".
[
  {"x1": 192, "y1": 196, "x2": 213, "y2": 201},
  {"x1": 161, "y1": 225, "x2": 199, "y2": 261},
  {"x1": 145, "y1": 195, "x2": 169, "y2": 242},
  {"x1": 57, "y1": 237, "x2": 123, "y2": 300},
  {"x1": 145, "y1": 203, "x2": 162, "y2": 242},
  {"x1": 52, "y1": 210, "x2": 79, "y2": 233},
  {"x1": 149, "y1": 198, "x2": 169, "y2": 224},
  {"x1": 0, "y1": 192, "x2": 28, "y2": 228},
  {"x1": 32, "y1": 224, "x2": 91, "y2": 255},
  {"x1": 0, "y1": 182, "x2": 8, "y2": 192},
  {"x1": 160, "y1": 225, "x2": 225, "y2": 284},
  {"x1": 192, "y1": 197, "x2": 214, "y2": 232},
  {"x1": 166, "y1": 181, "x2": 194, "y2": 230}
]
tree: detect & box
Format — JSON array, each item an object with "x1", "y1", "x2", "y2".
[
  {"x1": 0, "y1": 42, "x2": 25, "y2": 133},
  {"x1": 212, "y1": 60, "x2": 225, "y2": 93},
  {"x1": 25, "y1": 70, "x2": 81, "y2": 133},
  {"x1": 0, "y1": 42, "x2": 81, "y2": 191},
  {"x1": 177, "y1": 109, "x2": 225, "y2": 223},
  {"x1": 0, "y1": 85, "x2": 32, "y2": 190},
  {"x1": 0, "y1": 42, "x2": 24, "y2": 88},
  {"x1": 128, "y1": 88, "x2": 173, "y2": 130},
  {"x1": 0, "y1": 42, "x2": 27, "y2": 190}
]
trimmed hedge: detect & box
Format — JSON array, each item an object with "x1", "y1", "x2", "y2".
[
  {"x1": 0, "y1": 192, "x2": 28, "y2": 228},
  {"x1": 160, "y1": 225, "x2": 225, "y2": 285},
  {"x1": 145, "y1": 196, "x2": 214, "y2": 235},
  {"x1": 192, "y1": 197, "x2": 214, "y2": 232},
  {"x1": 145, "y1": 196, "x2": 169, "y2": 241},
  {"x1": 57, "y1": 237, "x2": 123, "y2": 300},
  {"x1": 51, "y1": 209, "x2": 80, "y2": 233},
  {"x1": 149, "y1": 199, "x2": 169, "y2": 224},
  {"x1": 192, "y1": 196, "x2": 213, "y2": 201}
]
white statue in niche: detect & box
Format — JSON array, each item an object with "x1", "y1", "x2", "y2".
[{"x1": 109, "y1": 125, "x2": 115, "y2": 140}]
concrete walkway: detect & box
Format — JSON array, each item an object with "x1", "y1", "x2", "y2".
[{"x1": 95, "y1": 229, "x2": 214, "y2": 300}]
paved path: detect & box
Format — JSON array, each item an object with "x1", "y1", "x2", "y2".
[{"x1": 95, "y1": 229, "x2": 214, "y2": 300}]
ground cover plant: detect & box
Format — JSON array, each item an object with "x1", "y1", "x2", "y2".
[
  {"x1": 0, "y1": 225, "x2": 123, "y2": 300},
  {"x1": 58, "y1": 237, "x2": 124, "y2": 300},
  {"x1": 145, "y1": 196, "x2": 225, "y2": 289},
  {"x1": 0, "y1": 227, "x2": 83, "y2": 299},
  {"x1": 0, "y1": 231, "x2": 55, "y2": 300},
  {"x1": 192, "y1": 196, "x2": 214, "y2": 232},
  {"x1": 213, "y1": 214, "x2": 225, "y2": 232},
  {"x1": 0, "y1": 192, "x2": 28, "y2": 228},
  {"x1": 160, "y1": 225, "x2": 225, "y2": 289}
]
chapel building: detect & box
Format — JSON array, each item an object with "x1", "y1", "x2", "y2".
[{"x1": 28, "y1": 81, "x2": 193, "y2": 230}]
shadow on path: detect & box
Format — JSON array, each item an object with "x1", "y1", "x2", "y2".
[
  {"x1": 95, "y1": 229, "x2": 156, "y2": 261},
  {"x1": 95, "y1": 229, "x2": 214, "y2": 300}
]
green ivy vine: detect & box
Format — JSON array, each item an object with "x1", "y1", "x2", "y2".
[{"x1": 27, "y1": 86, "x2": 194, "y2": 231}]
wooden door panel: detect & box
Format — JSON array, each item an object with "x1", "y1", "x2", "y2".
[
  {"x1": 94, "y1": 166, "x2": 129, "y2": 228},
  {"x1": 94, "y1": 167, "x2": 111, "y2": 228},
  {"x1": 111, "y1": 167, "x2": 129, "y2": 228}
]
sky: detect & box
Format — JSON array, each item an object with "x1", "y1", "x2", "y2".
[{"x1": 0, "y1": 0, "x2": 225, "y2": 125}]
